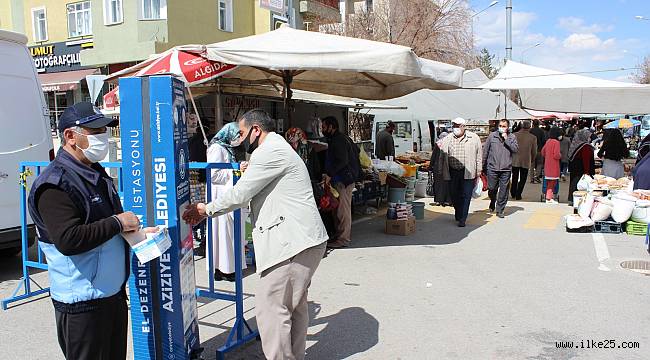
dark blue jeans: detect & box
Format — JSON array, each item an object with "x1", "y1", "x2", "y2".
[{"x1": 449, "y1": 168, "x2": 475, "y2": 222}]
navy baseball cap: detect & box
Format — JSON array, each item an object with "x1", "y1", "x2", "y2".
[{"x1": 58, "y1": 102, "x2": 118, "y2": 133}]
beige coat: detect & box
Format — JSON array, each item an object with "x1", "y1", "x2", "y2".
[
  {"x1": 439, "y1": 131, "x2": 483, "y2": 180},
  {"x1": 206, "y1": 132, "x2": 328, "y2": 273},
  {"x1": 512, "y1": 130, "x2": 538, "y2": 169}
]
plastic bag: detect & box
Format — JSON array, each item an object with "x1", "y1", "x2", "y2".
[
  {"x1": 565, "y1": 214, "x2": 595, "y2": 229},
  {"x1": 319, "y1": 185, "x2": 339, "y2": 212},
  {"x1": 480, "y1": 173, "x2": 489, "y2": 192},
  {"x1": 590, "y1": 201, "x2": 613, "y2": 222},
  {"x1": 578, "y1": 194, "x2": 595, "y2": 219},
  {"x1": 577, "y1": 174, "x2": 593, "y2": 191},
  {"x1": 472, "y1": 177, "x2": 483, "y2": 199},
  {"x1": 359, "y1": 144, "x2": 372, "y2": 169}
]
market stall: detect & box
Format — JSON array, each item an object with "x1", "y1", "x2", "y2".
[{"x1": 566, "y1": 175, "x2": 650, "y2": 238}]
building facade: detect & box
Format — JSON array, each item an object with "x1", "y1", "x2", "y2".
[{"x1": 0, "y1": 0, "x2": 343, "y2": 128}]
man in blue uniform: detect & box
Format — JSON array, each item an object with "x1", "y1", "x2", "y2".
[{"x1": 28, "y1": 102, "x2": 141, "y2": 360}]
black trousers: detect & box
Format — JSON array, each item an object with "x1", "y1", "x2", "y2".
[
  {"x1": 568, "y1": 172, "x2": 581, "y2": 203},
  {"x1": 487, "y1": 170, "x2": 511, "y2": 213},
  {"x1": 55, "y1": 293, "x2": 128, "y2": 360},
  {"x1": 511, "y1": 167, "x2": 529, "y2": 199},
  {"x1": 449, "y1": 168, "x2": 474, "y2": 222}
]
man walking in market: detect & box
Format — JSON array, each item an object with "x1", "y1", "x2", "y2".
[
  {"x1": 483, "y1": 119, "x2": 519, "y2": 218},
  {"x1": 183, "y1": 109, "x2": 328, "y2": 360},
  {"x1": 438, "y1": 117, "x2": 483, "y2": 227},
  {"x1": 375, "y1": 121, "x2": 396, "y2": 160},
  {"x1": 511, "y1": 120, "x2": 537, "y2": 200},
  {"x1": 530, "y1": 119, "x2": 546, "y2": 183},
  {"x1": 28, "y1": 102, "x2": 143, "y2": 360},
  {"x1": 322, "y1": 116, "x2": 361, "y2": 248}
]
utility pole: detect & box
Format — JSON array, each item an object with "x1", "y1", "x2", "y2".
[
  {"x1": 288, "y1": 0, "x2": 295, "y2": 28},
  {"x1": 506, "y1": 0, "x2": 512, "y2": 61},
  {"x1": 504, "y1": 0, "x2": 512, "y2": 120}
]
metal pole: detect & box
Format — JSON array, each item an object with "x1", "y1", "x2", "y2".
[
  {"x1": 506, "y1": 0, "x2": 512, "y2": 61},
  {"x1": 504, "y1": 0, "x2": 512, "y2": 120},
  {"x1": 288, "y1": 0, "x2": 295, "y2": 28}
]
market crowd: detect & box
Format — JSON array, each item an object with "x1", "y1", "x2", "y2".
[{"x1": 429, "y1": 116, "x2": 650, "y2": 225}]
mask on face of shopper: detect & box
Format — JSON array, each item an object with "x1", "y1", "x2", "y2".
[
  {"x1": 241, "y1": 127, "x2": 260, "y2": 154},
  {"x1": 498, "y1": 127, "x2": 507, "y2": 134},
  {"x1": 74, "y1": 130, "x2": 109, "y2": 163},
  {"x1": 453, "y1": 128, "x2": 463, "y2": 137}
]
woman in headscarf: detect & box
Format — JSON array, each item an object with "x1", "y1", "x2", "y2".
[
  {"x1": 207, "y1": 122, "x2": 247, "y2": 282},
  {"x1": 285, "y1": 127, "x2": 321, "y2": 181},
  {"x1": 636, "y1": 133, "x2": 650, "y2": 164},
  {"x1": 633, "y1": 148, "x2": 650, "y2": 190},
  {"x1": 567, "y1": 128, "x2": 595, "y2": 205},
  {"x1": 285, "y1": 127, "x2": 336, "y2": 238},
  {"x1": 598, "y1": 128, "x2": 629, "y2": 179},
  {"x1": 429, "y1": 131, "x2": 452, "y2": 206}
]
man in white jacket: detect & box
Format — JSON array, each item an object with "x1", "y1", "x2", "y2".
[{"x1": 183, "y1": 109, "x2": 328, "y2": 360}]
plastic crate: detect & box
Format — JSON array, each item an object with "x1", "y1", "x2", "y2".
[
  {"x1": 626, "y1": 220, "x2": 649, "y2": 236},
  {"x1": 594, "y1": 220, "x2": 624, "y2": 234}
]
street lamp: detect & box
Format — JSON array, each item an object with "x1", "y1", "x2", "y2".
[
  {"x1": 472, "y1": 1, "x2": 499, "y2": 18},
  {"x1": 635, "y1": 15, "x2": 649, "y2": 21},
  {"x1": 520, "y1": 42, "x2": 542, "y2": 63},
  {"x1": 471, "y1": 1, "x2": 499, "y2": 47}
]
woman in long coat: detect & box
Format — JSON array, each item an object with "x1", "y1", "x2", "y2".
[
  {"x1": 207, "y1": 122, "x2": 247, "y2": 281},
  {"x1": 430, "y1": 132, "x2": 452, "y2": 206}
]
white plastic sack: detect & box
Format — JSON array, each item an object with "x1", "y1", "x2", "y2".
[
  {"x1": 578, "y1": 194, "x2": 595, "y2": 219},
  {"x1": 631, "y1": 200, "x2": 650, "y2": 224},
  {"x1": 577, "y1": 175, "x2": 593, "y2": 191},
  {"x1": 590, "y1": 201, "x2": 613, "y2": 222},
  {"x1": 611, "y1": 194, "x2": 637, "y2": 223},
  {"x1": 374, "y1": 160, "x2": 406, "y2": 177},
  {"x1": 565, "y1": 214, "x2": 595, "y2": 229},
  {"x1": 472, "y1": 177, "x2": 483, "y2": 199}
]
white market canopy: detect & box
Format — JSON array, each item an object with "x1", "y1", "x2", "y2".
[
  {"x1": 476, "y1": 60, "x2": 650, "y2": 114},
  {"x1": 369, "y1": 69, "x2": 530, "y2": 124},
  {"x1": 196, "y1": 25, "x2": 464, "y2": 100}
]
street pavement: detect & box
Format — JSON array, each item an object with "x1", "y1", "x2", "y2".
[{"x1": 1, "y1": 177, "x2": 648, "y2": 359}]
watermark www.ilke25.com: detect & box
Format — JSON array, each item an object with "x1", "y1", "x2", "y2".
[{"x1": 556, "y1": 340, "x2": 640, "y2": 350}]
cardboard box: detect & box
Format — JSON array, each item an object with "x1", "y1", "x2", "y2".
[
  {"x1": 385, "y1": 217, "x2": 416, "y2": 236},
  {"x1": 378, "y1": 171, "x2": 387, "y2": 185}
]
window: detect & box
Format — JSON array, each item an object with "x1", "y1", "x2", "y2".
[
  {"x1": 67, "y1": 2, "x2": 92, "y2": 38},
  {"x1": 140, "y1": 0, "x2": 167, "y2": 20},
  {"x1": 104, "y1": 0, "x2": 123, "y2": 25},
  {"x1": 218, "y1": 0, "x2": 233, "y2": 32},
  {"x1": 31, "y1": 7, "x2": 48, "y2": 42},
  {"x1": 365, "y1": 0, "x2": 373, "y2": 12}
]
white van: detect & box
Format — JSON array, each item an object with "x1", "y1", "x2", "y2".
[
  {"x1": 0, "y1": 30, "x2": 54, "y2": 256},
  {"x1": 372, "y1": 115, "x2": 451, "y2": 157}
]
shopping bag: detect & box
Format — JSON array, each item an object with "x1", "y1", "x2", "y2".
[
  {"x1": 359, "y1": 144, "x2": 372, "y2": 169},
  {"x1": 480, "y1": 173, "x2": 489, "y2": 192},
  {"x1": 577, "y1": 174, "x2": 592, "y2": 191},
  {"x1": 319, "y1": 185, "x2": 339, "y2": 212},
  {"x1": 472, "y1": 177, "x2": 483, "y2": 199}
]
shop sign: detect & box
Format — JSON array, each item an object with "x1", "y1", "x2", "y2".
[
  {"x1": 29, "y1": 42, "x2": 83, "y2": 73},
  {"x1": 260, "y1": 0, "x2": 286, "y2": 13},
  {"x1": 42, "y1": 83, "x2": 78, "y2": 92}
]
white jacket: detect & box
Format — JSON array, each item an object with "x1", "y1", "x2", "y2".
[{"x1": 205, "y1": 132, "x2": 328, "y2": 273}]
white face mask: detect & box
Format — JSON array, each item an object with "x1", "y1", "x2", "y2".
[
  {"x1": 74, "y1": 130, "x2": 110, "y2": 163},
  {"x1": 453, "y1": 128, "x2": 463, "y2": 137}
]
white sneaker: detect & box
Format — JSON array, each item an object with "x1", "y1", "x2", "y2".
[{"x1": 546, "y1": 199, "x2": 558, "y2": 204}]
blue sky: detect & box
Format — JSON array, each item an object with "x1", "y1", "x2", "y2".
[{"x1": 469, "y1": 0, "x2": 650, "y2": 81}]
